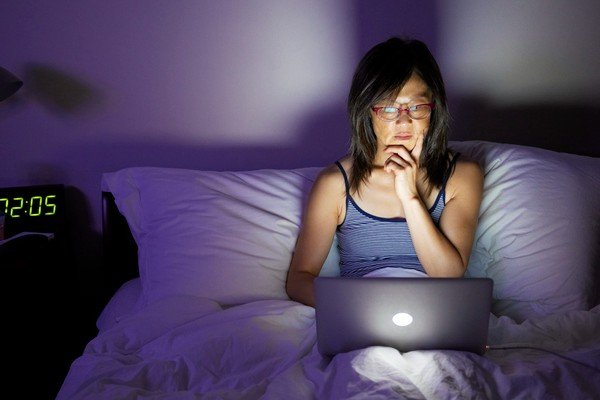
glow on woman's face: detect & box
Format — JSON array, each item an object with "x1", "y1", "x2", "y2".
[{"x1": 370, "y1": 73, "x2": 432, "y2": 154}]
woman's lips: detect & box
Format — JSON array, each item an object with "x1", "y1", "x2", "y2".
[{"x1": 393, "y1": 134, "x2": 412, "y2": 140}]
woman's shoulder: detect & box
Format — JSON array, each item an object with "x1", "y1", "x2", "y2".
[
  {"x1": 453, "y1": 152, "x2": 483, "y2": 176},
  {"x1": 310, "y1": 156, "x2": 351, "y2": 194},
  {"x1": 315, "y1": 156, "x2": 352, "y2": 183},
  {"x1": 446, "y1": 152, "x2": 484, "y2": 199}
]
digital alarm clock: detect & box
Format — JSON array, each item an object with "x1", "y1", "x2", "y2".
[{"x1": 0, "y1": 184, "x2": 66, "y2": 238}]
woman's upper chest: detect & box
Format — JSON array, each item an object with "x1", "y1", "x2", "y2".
[{"x1": 348, "y1": 170, "x2": 441, "y2": 220}]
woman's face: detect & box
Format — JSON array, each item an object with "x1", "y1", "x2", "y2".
[{"x1": 370, "y1": 73, "x2": 432, "y2": 155}]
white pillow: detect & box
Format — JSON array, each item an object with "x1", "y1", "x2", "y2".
[
  {"x1": 96, "y1": 278, "x2": 143, "y2": 332},
  {"x1": 102, "y1": 140, "x2": 599, "y2": 320},
  {"x1": 102, "y1": 166, "x2": 339, "y2": 306},
  {"x1": 450, "y1": 140, "x2": 600, "y2": 321}
]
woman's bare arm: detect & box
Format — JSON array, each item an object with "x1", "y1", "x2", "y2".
[
  {"x1": 404, "y1": 158, "x2": 484, "y2": 276},
  {"x1": 285, "y1": 165, "x2": 345, "y2": 307}
]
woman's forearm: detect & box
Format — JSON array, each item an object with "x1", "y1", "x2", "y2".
[
  {"x1": 285, "y1": 270, "x2": 317, "y2": 307},
  {"x1": 403, "y1": 197, "x2": 466, "y2": 277}
]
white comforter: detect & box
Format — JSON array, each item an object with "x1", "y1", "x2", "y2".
[{"x1": 57, "y1": 297, "x2": 600, "y2": 399}]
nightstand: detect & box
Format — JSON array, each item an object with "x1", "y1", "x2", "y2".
[{"x1": 0, "y1": 184, "x2": 78, "y2": 399}]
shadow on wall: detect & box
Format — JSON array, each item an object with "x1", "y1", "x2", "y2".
[
  {"x1": 23, "y1": 63, "x2": 103, "y2": 114},
  {"x1": 450, "y1": 97, "x2": 600, "y2": 157}
]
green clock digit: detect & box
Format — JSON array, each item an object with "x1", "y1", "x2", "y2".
[
  {"x1": 10, "y1": 197, "x2": 24, "y2": 218},
  {"x1": 0, "y1": 184, "x2": 64, "y2": 241},
  {"x1": 45, "y1": 195, "x2": 57, "y2": 216},
  {"x1": 29, "y1": 196, "x2": 43, "y2": 216},
  {"x1": 0, "y1": 198, "x2": 8, "y2": 215}
]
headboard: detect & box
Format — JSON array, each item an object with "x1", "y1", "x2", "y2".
[{"x1": 101, "y1": 191, "x2": 139, "y2": 302}]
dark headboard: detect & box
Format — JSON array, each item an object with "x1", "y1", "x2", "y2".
[{"x1": 101, "y1": 191, "x2": 139, "y2": 302}]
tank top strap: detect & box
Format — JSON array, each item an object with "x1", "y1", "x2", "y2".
[{"x1": 334, "y1": 161, "x2": 350, "y2": 194}]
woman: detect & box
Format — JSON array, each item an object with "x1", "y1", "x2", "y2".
[{"x1": 286, "y1": 37, "x2": 484, "y2": 307}]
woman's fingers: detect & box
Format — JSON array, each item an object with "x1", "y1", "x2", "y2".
[
  {"x1": 410, "y1": 135, "x2": 424, "y2": 164},
  {"x1": 384, "y1": 153, "x2": 412, "y2": 174},
  {"x1": 384, "y1": 146, "x2": 415, "y2": 166},
  {"x1": 384, "y1": 147, "x2": 415, "y2": 175},
  {"x1": 384, "y1": 135, "x2": 425, "y2": 165}
]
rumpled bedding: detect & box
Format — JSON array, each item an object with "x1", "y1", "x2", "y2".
[{"x1": 57, "y1": 297, "x2": 600, "y2": 400}]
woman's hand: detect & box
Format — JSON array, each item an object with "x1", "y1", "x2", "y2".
[{"x1": 383, "y1": 134, "x2": 424, "y2": 203}]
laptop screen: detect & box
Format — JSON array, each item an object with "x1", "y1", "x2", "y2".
[{"x1": 314, "y1": 277, "x2": 493, "y2": 356}]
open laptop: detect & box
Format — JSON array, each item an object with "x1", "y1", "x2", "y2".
[{"x1": 314, "y1": 277, "x2": 493, "y2": 356}]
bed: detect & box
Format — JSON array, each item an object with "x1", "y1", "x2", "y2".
[{"x1": 57, "y1": 140, "x2": 600, "y2": 399}]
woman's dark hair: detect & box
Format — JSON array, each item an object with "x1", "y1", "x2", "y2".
[{"x1": 347, "y1": 37, "x2": 451, "y2": 192}]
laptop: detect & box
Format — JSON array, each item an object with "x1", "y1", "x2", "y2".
[{"x1": 314, "y1": 277, "x2": 493, "y2": 356}]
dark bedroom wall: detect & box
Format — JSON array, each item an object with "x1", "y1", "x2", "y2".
[
  {"x1": 1, "y1": 0, "x2": 599, "y2": 317},
  {"x1": 438, "y1": 1, "x2": 600, "y2": 156}
]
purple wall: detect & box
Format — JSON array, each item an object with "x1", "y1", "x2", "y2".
[{"x1": 1, "y1": 1, "x2": 599, "y2": 308}]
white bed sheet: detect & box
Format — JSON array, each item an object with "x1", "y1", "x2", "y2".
[{"x1": 58, "y1": 296, "x2": 600, "y2": 400}]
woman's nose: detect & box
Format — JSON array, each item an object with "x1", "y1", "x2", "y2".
[{"x1": 396, "y1": 110, "x2": 412, "y2": 123}]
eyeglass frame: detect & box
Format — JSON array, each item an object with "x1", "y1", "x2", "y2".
[{"x1": 371, "y1": 103, "x2": 435, "y2": 121}]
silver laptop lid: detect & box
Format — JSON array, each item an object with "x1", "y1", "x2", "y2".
[{"x1": 314, "y1": 277, "x2": 493, "y2": 356}]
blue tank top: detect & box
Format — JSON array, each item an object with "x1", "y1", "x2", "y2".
[{"x1": 335, "y1": 154, "x2": 459, "y2": 277}]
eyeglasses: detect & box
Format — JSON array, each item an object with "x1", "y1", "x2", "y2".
[{"x1": 371, "y1": 103, "x2": 435, "y2": 121}]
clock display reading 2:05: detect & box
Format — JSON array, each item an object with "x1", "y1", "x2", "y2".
[{"x1": 0, "y1": 195, "x2": 57, "y2": 218}]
